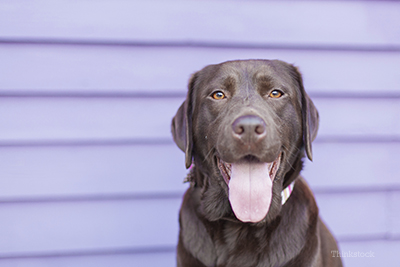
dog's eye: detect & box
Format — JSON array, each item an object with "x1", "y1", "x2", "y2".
[
  {"x1": 211, "y1": 91, "x2": 226, "y2": 100},
  {"x1": 269, "y1": 90, "x2": 284, "y2": 98}
]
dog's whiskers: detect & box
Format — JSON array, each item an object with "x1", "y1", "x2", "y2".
[
  {"x1": 203, "y1": 147, "x2": 216, "y2": 163},
  {"x1": 281, "y1": 144, "x2": 303, "y2": 170}
]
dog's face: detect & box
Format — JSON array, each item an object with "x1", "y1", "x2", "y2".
[{"x1": 172, "y1": 60, "x2": 318, "y2": 224}]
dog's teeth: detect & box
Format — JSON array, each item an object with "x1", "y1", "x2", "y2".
[
  {"x1": 269, "y1": 162, "x2": 275, "y2": 177},
  {"x1": 225, "y1": 163, "x2": 232, "y2": 177}
]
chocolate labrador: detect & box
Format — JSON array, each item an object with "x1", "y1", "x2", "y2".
[{"x1": 171, "y1": 60, "x2": 342, "y2": 267}]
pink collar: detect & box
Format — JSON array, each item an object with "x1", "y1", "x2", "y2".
[{"x1": 281, "y1": 181, "x2": 295, "y2": 205}]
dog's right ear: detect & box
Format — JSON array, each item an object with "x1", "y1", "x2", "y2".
[{"x1": 171, "y1": 72, "x2": 198, "y2": 169}]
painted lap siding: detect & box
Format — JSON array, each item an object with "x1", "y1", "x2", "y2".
[
  {"x1": 1, "y1": 0, "x2": 400, "y2": 266},
  {"x1": 1, "y1": 0, "x2": 399, "y2": 47},
  {"x1": 1, "y1": 44, "x2": 400, "y2": 94},
  {"x1": 0, "y1": 192, "x2": 394, "y2": 253},
  {"x1": 0, "y1": 97, "x2": 399, "y2": 143},
  {"x1": 0, "y1": 199, "x2": 181, "y2": 255}
]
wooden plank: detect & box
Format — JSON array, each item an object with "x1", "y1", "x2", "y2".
[
  {"x1": 0, "y1": 1, "x2": 399, "y2": 47},
  {"x1": 0, "y1": 141, "x2": 399, "y2": 201},
  {"x1": 0, "y1": 143, "x2": 400, "y2": 201},
  {"x1": 0, "y1": 97, "x2": 184, "y2": 143},
  {"x1": 389, "y1": 191, "x2": 400, "y2": 237},
  {"x1": 314, "y1": 98, "x2": 400, "y2": 139},
  {"x1": 1, "y1": 44, "x2": 400, "y2": 94},
  {"x1": 0, "y1": 198, "x2": 181, "y2": 255},
  {"x1": 0, "y1": 144, "x2": 188, "y2": 199},
  {"x1": 0, "y1": 192, "x2": 389, "y2": 256},
  {"x1": 0, "y1": 97, "x2": 399, "y2": 144},
  {"x1": 304, "y1": 142, "x2": 400, "y2": 189},
  {"x1": 0, "y1": 251, "x2": 176, "y2": 267},
  {"x1": 337, "y1": 240, "x2": 400, "y2": 267},
  {"x1": 315, "y1": 192, "x2": 387, "y2": 239}
]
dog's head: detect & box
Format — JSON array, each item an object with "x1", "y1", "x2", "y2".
[{"x1": 172, "y1": 60, "x2": 319, "y2": 224}]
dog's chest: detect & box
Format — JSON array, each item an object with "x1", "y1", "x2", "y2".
[{"x1": 210, "y1": 223, "x2": 291, "y2": 267}]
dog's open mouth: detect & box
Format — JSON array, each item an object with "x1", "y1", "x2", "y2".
[{"x1": 217, "y1": 153, "x2": 282, "y2": 223}]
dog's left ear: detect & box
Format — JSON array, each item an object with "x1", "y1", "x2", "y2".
[
  {"x1": 171, "y1": 72, "x2": 198, "y2": 169},
  {"x1": 291, "y1": 66, "x2": 319, "y2": 161}
]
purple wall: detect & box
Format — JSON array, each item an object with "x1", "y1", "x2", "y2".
[{"x1": 1, "y1": 1, "x2": 400, "y2": 266}]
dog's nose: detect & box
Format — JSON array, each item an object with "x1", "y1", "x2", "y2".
[{"x1": 232, "y1": 115, "x2": 267, "y2": 141}]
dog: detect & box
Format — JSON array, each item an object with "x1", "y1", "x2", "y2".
[{"x1": 171, "y1": 60, "x2": 342, "y2": 267}]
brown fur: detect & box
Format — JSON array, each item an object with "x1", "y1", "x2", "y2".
[{"x1": 172, "y1": 60, "x2": 342, "y2": 267}]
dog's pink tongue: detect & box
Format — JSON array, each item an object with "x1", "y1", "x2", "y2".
[{"x1": 229, "y1": 162, "x2": 272, "y2": 223}]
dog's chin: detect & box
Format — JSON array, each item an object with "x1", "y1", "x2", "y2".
[{"x1": 216, "y1": 153, "x2": 282, "y2": 223}]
